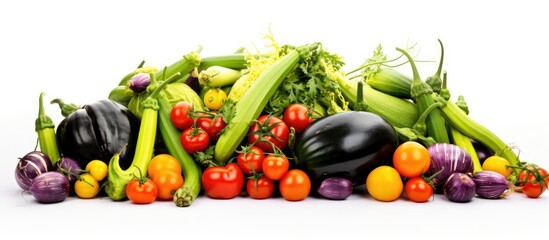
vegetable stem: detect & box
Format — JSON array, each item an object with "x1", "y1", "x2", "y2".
[
  {"x1": 35, "y1": 92, "x2": 61, "y2": 164},
  {"x1": 397, "y1": 47, "x2": 450, "y2": 143},
  {"x1": 425, "y1": 39, "x2": 445, "y2": 93},
  {"x1": 354, "y1": 81, "x2": 368, "y2": 111}
]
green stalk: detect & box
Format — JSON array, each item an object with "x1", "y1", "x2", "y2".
[
  {"x1": 425, "y1": 39, "x2": 445, "y2": 93},
  {"x1": 35, "y1": 92, "x2": 61, "y2": 164},
  {"x1": 199, "y1": 54, "x2": 248, "y2": 71},
  {"x1": 154, "y1": 46, "x2": 203, "y2": 83},
  {"x1": 354, "y1": 81, "x2": 368, "y2": 111},
  {"x1": 396, "y1": 47, "x2": 450, "y2": 143}
]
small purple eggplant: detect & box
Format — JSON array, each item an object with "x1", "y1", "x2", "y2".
[{"x1": 317, "y1": 177, "x2": 353, "y2": 200}]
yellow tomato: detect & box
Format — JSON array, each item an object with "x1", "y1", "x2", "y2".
[
  {"x1": 366, "y1": 166, "x2": 403, "y2": 202},
  {"x1": 482, "y1": 156, "x2": 512, "y2": 178},
  {"x1": 86, "y1": 160, "x2": 108, "y2": 181},
  {"x1": 203, "y1": 88, "x2": 227, "y2": 110},
  {"x1": 75, "y1": 173, "x2": 100, "y2": 199}
]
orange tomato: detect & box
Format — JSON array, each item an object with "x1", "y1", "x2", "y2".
[
  {"x1": 393, "y1": 141, "x2": 431, "y2": 178},
  {"x1": 262, "y1": 154, "x2": 289, "y2": 181},
  {"x1": 148, "y1": 154, "x2": 182, "y2": 180},
  {"x1": 152, "y1": 170, "x2": 184, "y2": 200},
  {"x1": 279, "y1": 169, "x2": 311, "y2": 201}
]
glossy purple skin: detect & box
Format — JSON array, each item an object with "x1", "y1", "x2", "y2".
[
  {"x1": 15, "y1": 151, "x2": 52, "y2": 191},
  {"x1": 127, "y1": 73, "x2": 151, "y2": 94},
  {"x1": 443, "y1": 172, "x2": 476, "y2": 203},
  {"x1": 426, "y1": 143, "x2": 473, "y2": 190},
  {"x1": 473, "y1": 171, "x2": 509, "y2": 199},
  {"x1": 317, "y1": 177, "x2": 353, "y2": 200},
  {"x1": 30, "y1": 171, "x2": 70, "y2": 203}
]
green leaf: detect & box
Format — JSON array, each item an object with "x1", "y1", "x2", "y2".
[{"x1": 220, "y1": 98, "x2": 237, "y2": 125}]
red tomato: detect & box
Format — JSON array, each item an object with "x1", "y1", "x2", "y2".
[
  {"x1": 404, "y1": 177, "x2": 433, "y2": 203},
  {"x1": 283, "y1": 103, "x2": 314, "y2": 133},
  {"x1": 248, "y1": 115, "x2": 289, "y2": 153},
  {"x1": 202, "y1": 163, "x2": 245, "y2": 199},
  {"x1": 262, "y1": 154, "x2": 290, "y2": 181},
  {"x1": 196, "y1": 113, "x2": 226, "y2": 142},
  {"x1": 279, "y1": 169, "x2": 311, "y2": 201},
  {"x1": 237, "y1": 145, "x2": 265, "y2": 175},
  {"x1": 246, "y1": 175, "x2": 275, "y2": 199},
  {"x1": 126, "y1": 178, "x2": 158, "y2": 204},
  {"x1": 180, "y1": 127, "x2": 210, "y2": 154},
  {"x1": 518, "y1": 166, "x2": 548, "y2": 198},
  {"x1": 170, "y1": 101, "x2": 194, "y2": 130},
  {"x1": 393, "y1": 141, "x2": 431, "y2": 178},
  {"x1": 153, "y1": 170, "x2": 184, "y2": 201}
]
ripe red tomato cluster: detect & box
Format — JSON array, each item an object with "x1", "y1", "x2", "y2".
[
  {"x1": 170, "y1": 101, "x2": 227, "y2": 154},
  {"x1": 517, "y1": 165, "x2": 549, "y2": 198},
  {"x1": 202, "y1": 104, "x2": 315, "y2": 201},
  {"x1": 202, "y1": 147, "x2": 312, "y2": 201}
]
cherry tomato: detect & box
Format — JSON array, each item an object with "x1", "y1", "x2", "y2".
[
  {"x1": 180, "y1": 127, "x2": 210, "y2": 154},
  {"x1": 262, "y1": 154, "x2": 290, "y2": 181},
  {"x1": 482, "y1": 156, "x2": 512, "y2": 178},
  {"x1": 237, "y1": 145, "x2": 265, "y2": 175},
  {"x1": 148, "y1": 154, "x2": 182, "y2": 180},
  {"x1": 203, "y1": 88, "x2": 227, "y2": 110},
  {"x1": 366, "y1": 166, "x2": 403, "y2": 202},
  {"x1": 202, "y1": 163, "x2": 245, "y2": 199},
  {"x1": 248, "y1": 115, "x2": 290, "y2": 153},
  {"x1": 126, "y1": 177, "x2": 158, "y2": 204},
  {"x1": 196, "y1": 113, "x2": 226, "y2": 142},
  {"x1": 518, "y1": 165, "x2": 548, "y2": 198},
  {"x1": 283, "y1": 103, "x2": 314, "y2": 133},
  {"x1": 75, "y1": 173, "x2": 100, "y2": 199},
  {"x1": 152, "y1": 170, "x2": 184, "y2": 201},
  {"x1": 85, "y1": 160, "x2": 108, "y2": 182},
  {"x1": 279, "y1": 169, "x2": 311, "y2": 201},
  {"x1": 404, "y1": 177, "x2": 433, "y2": 203},
  {"x1": 246, "y1": 175, "x2": 275, "y2": 199},
  {"x1": 171, "y1": 101, "x2": 194, "y2": 130},
  {"x1": 393, "y1": 141, "x2": 431, "y2": 178}
]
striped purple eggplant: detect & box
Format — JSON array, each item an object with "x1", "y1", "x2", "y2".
[
  {"x1": 426, "y1": 143, "x2": 473, "y2": 191},
  {"x1": 15, "y1": 151, "x2": 53, "y2": 191},
  {"x1": 473, "y1": 171, "x2": 511, "y2": 199},
  {"x1": 29, "y1": 171, "x2": 70, "y2": 203}
]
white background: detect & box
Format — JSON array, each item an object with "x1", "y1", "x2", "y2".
[{"x1": 1, "y1": 0, "x2": 548, "y2": 239}]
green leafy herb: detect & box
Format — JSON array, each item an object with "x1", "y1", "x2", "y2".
[{"x1": 265, "y1": 43, "x2": 349, "y2": 116}]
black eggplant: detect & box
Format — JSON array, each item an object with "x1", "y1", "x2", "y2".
[
  {"x1": 52, "y1": 99, "x2": 140, "y2": 169},
  {"x1": 294, "y1": 111, "x2": 398, "y2": 187},
  {"x1": 471, "y1": 139, "x2": 494, "y2": 165}
]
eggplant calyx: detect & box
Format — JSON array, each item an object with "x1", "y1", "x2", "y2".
[
  {"x1": 395, "y1": 127, "x2": 436, "y2": 147},
  {"x1": 50, "y1": 98, "x2": 81, "y2": 118},
  {"x1": 36, "y1": 92, "x2": 56, "y2": 131}
]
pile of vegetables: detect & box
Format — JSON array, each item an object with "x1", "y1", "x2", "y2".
[{"x1": 15, "y1": 32, "x2": 549, "y2": 206}]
